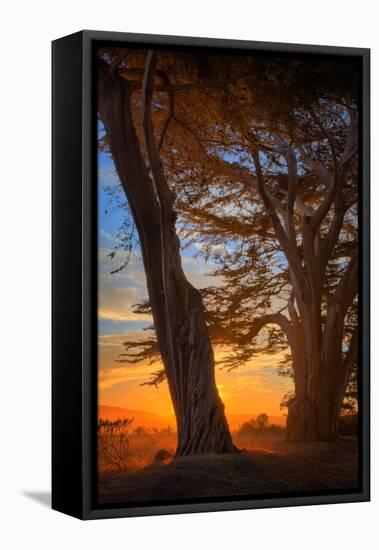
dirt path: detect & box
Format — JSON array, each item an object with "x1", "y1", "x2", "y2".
[{"x1": 98, "y1": 439, "x2": 358, "y2": 504}]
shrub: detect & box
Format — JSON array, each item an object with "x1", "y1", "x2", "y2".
[
  {"x1": 237, "y1": 413, "x2": 285, "y2": 438},
  {"x1": 98, "y1": 417, "x2": 134, "y2": 471}
]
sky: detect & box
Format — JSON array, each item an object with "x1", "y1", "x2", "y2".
[{"x1": 97, "y1": 145, "x2": 293, "y2": 424}]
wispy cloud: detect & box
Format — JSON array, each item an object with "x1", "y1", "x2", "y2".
[
  {"x1": 99, "y1": 365, "x2": 154, "y2": 390},
  {"x1": 99, "y1": 164, "x2": 120, "y2": 189},
  {"x1": 181, "y1": 255, "x2": 223, "y2": 288},
  {"x1": 100, "y1": 229, "x2": 119, "y2": 244},
  {"x1": 98, "y1": 284, "x2": 152, "y2": 322}
]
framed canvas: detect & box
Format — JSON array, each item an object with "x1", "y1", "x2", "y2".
[{"x1": 52, "y1": 30, "x2": 370, "y2": 520}]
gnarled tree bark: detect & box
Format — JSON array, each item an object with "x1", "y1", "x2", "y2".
[{"x1": 98, "y1": 51, "x2": 234, "y2": 456}]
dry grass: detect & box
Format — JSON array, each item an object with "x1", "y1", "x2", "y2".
[
  {"x1": 98, "y1": 438, "x2": 359, "y2": 504},
  {"x1": 97, "y1": 425, "x2": 359, "y2": 505},
  {"x1": 97, "y1": 427, "x2": 288, "y2": 472},
  {"x1": 98, "y1": 428, "x2": 177, "y2": 472}
]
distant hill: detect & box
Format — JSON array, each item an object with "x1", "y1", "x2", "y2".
[
  {"x1": 98, "y1": 405, "x2": 175, "y2": 430},
  {"x1": 99, "y1": 405, "x2": 286, "y2": 431}
]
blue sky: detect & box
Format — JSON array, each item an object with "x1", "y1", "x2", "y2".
[{"x1": 97, "y1": 138, "x2": 292, "y2": 418}]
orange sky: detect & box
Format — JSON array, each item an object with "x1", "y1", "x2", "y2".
[
  {"x1": 98, "y1": 331, "x2": 292, "y2": 422},
  {"x1": 98, "y1": 154, "x2": 293, "y2": 428}
]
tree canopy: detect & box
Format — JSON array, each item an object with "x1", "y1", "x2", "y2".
[{"x1": 99, "y1": 47, "x2": 359, "y2": 441}]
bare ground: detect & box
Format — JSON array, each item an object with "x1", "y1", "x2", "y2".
[{"x1": 98, "y1": 438, "x2": 358, "y2": 504}]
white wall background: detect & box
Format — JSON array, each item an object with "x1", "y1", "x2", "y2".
[{"x1": 0, "y1": 1, "x2": 376, "y2": 548}]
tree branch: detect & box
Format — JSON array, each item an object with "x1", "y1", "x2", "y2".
[
  {"x1": 336, "y1": 325, "x2": 358, "y2": 412},
  {"x1": 300, "y1": 118, "x2": 357, "y2": 233},
  {"x1": 239, "y1": 312, "x2": 294, "y2": 348},
  {"x1": 340, "y1": 120, "x2": 358, "y2": 166},
  {"x1": 158, "y1": 91, "x2": 175, "y2": 151},
  {"x1": 109, "y1": 48, "x2": 129, "y2": 74},
  {"x1": 252, "y1": 149, "x2": 307, "y2": 297},
  {"x1": 271, "y1": 135, "x2": 299, "y2": 246},
  {"x1": 331, "y1": 249, "x2": 358, "y2": 316},
  {"x1": 141, "y1": 50, "x2": 175, "y2": 209},
  {"x1": 298, "y1": 144, "x2": 333, "y2": 189}
]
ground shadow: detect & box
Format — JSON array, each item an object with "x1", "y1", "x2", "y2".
[{"x1": 98, "y1": 440, "x2": 359, "y2": 505}]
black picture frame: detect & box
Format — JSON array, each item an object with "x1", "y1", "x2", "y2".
[{"x1": 52, "y1": 30, "x2": 370, "y2": 520}]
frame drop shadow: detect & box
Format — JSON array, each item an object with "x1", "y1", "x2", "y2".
[{"x1": 23, "y1": 491, "x2": 51, "y2": 508}]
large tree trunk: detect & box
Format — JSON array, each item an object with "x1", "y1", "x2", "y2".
[
  {"x1": 252, "y1": 126, "x2": 357, "y2": 444},
  {"x1": 286, "y1": 308, "x2": 339, "y2": 442},
  {"x1": 285, "y1": 291, "x2": 342, "y2": 442},
  {"x1": 287, "y1": 306, "x2": 356, "y2": 442},
  {"x1": 317, "y1": 253, "x2": 357, "y2": 441},
  {"x1": 285, "y1": 304, "x2": 315, "y2": 441},
  {"x1": 281, "y1": 309, "x2": 321, "y2": 442},
  {"x1": 98, "y1": 58, "x2": 234, "y2": 456}
]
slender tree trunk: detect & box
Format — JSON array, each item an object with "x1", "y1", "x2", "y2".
[{"x1": 98, "y1": 61, "x2": 234, "y2": 455}]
